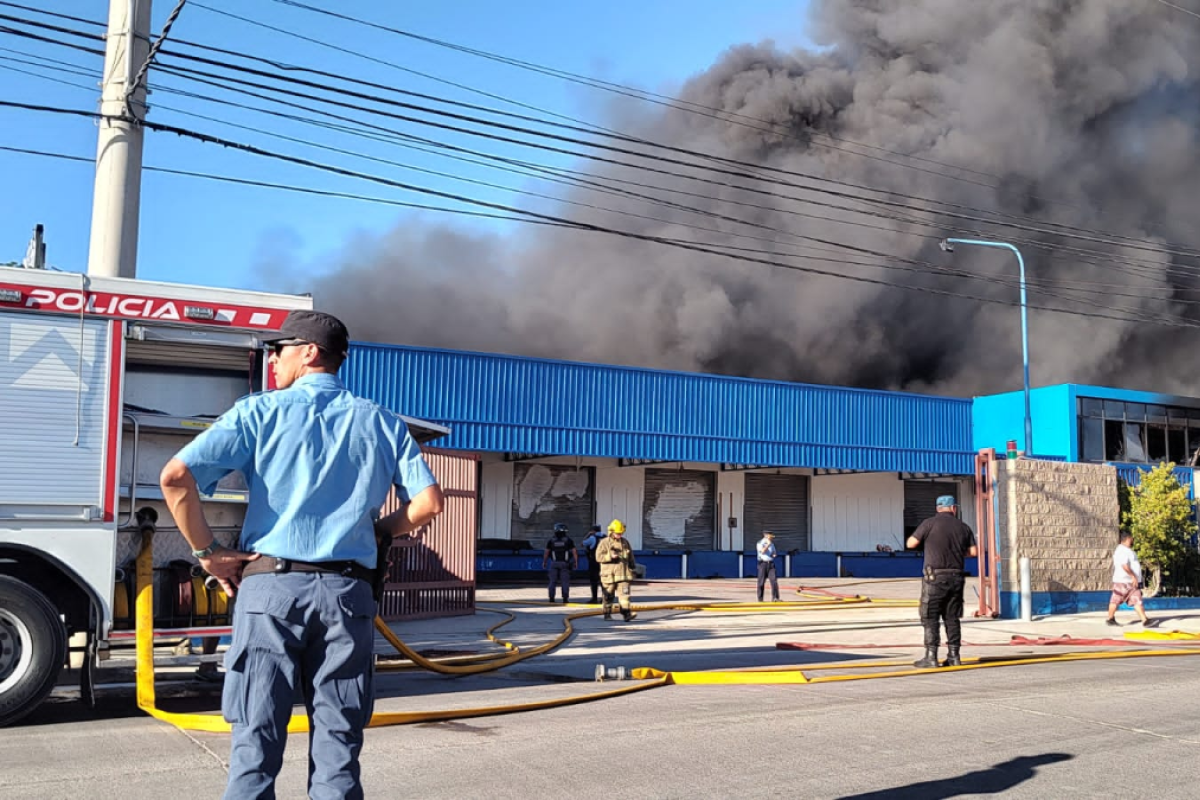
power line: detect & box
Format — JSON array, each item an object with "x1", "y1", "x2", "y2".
[
  {"x1": 6, "y1": 97, "x2": 1196, "y2": 329},
  {"x1": 10, "y1": 24, "x2": 1195, "y2": 292},
  {"x1": 0, "y1": 1, "x2": 104, "y2": 28},
  {"x1": 264, "y1": 0, "x2": 1200, "y2": 251},
  {"x1": 261, "y1": 0, "x2": 1016, "y2": 188},
  {"x1": 1154, "y1": 0, "x2": 1200, "y2": 22},
  {"x1": 8, "y1": 10, "x2": 1200, "y2": 263},
  {"x1": 147, "y1": 51, "x2": 1200, "y2": 263},
  {"x1": 0, "y1": 142, "x2": 582, "y2": 227}
]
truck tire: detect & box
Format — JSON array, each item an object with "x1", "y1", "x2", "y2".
[{"x1": 0, "y1": 576, "x2": 67, "y2": 727}]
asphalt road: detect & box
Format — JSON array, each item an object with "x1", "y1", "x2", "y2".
[{"x1": 3, "y1": 582, "x2": 1197, "y2": 798}]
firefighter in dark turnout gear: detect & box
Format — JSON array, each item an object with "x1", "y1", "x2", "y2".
[
  {"x1": 596, "y1": 519, "x2": 637, "y2": 621},
  {"x1": 906, "y1": 495, "x2": 977, "y2": 668},
  {"x1": 581, "y1": 525, "x2": 605, "y2": 603}
]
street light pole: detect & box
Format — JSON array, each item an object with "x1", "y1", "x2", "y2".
[{"x1": 941, "y1": 237, "x2": 1033, "y2": 456}]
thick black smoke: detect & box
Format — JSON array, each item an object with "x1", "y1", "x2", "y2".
[{"x1": 289, "y1": 0, "x2": 1200, "y2": 395}]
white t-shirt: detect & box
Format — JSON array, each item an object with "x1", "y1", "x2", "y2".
[{"x1": 1112, "y1": 543, "x2": 1142, "y2": 584}]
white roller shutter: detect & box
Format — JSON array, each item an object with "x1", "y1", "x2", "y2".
[
  {"x1": 0, "y1": 312, "x2": 109, "y2": 512},
  {"x1": 510, "y1": 463, "x2": 595, "y2": 544},
  {"x1": 643, "y1": 469, "x2": 715, "y2": 551}
]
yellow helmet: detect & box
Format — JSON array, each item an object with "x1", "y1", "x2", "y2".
[{"x1": 607, "y1": 519, "x2": 626, "y2": 534}]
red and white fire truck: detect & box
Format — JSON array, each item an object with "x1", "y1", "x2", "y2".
[{"x1": 0, "y1": 264, "x2": 313, "y2": 726}]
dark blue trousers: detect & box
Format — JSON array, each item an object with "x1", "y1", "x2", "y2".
[{"x1": 221, "y1": 572, "x2": 376, "y2": 800}]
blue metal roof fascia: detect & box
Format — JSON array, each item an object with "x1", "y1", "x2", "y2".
[
  {"x1": 342, "y1": 341, "x2": 975, "y2": 474},
  {"x1": 430, "y1": 422, "x2": 975, "y2": 475}
]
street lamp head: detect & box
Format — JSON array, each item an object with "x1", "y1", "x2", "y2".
[{"x1": 939, "y1": 239, "x2": 955, "y2": 253}]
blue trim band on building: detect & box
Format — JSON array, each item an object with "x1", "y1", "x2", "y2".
[
  {"x1": 343, "y1": 341, "x2": 977, "y2": 475},
  {"x1": 1000, "y1": 590, "x2": 1200, "y2": 618}
]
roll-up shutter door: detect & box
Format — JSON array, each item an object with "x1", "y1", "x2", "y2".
[
  {"x1": 743, "y1": 473, "x2": 810, "y2": 553},
  {"x1": 510, "y1": 463, "x2": 594, "y2": 545},
  {"x1": 903, "y1": 481, "x2": 959, "y2": 534},
  {"x1": 0, "y1": 313, "x2": 109, "y2": 508},
  {"x1": 643, "y1": 469, "x2": 715, "y2": 551}
]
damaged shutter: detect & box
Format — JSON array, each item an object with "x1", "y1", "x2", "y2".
[
  {"x1": 743, "y1": 473, "x2": 810, "y2": 553},
  {"x1": 510, "y1": 463, "x2": 594, "y2": 544},
  {"x1": 643, "y1": 468, "x2": 715, "y2": 551},
  {"x1": 903, "y1": 481, "x2": 959, "y2": 534}
]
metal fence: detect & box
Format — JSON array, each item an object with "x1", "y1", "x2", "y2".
[{"x1": 378, "y1": 448, "x2": 478, "y2": 621}]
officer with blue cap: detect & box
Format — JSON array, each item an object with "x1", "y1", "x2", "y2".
[{"x1": 906, "y1": 494, "x2": 977, "y2": 669}]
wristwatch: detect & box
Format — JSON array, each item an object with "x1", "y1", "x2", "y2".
[{"x1": 192, "y1": 542, "x2": 220, "y2": 559}]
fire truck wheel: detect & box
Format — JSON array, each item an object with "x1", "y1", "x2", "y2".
[{"x1": 0, "y1": 576, "x2": 67, "y2": 727}]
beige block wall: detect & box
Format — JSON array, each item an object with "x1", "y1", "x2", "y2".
[{"x1": 999, "y1": 459, "x2": 1119, "y2": 593}]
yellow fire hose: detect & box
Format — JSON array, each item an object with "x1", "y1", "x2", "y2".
[
  {"x1": 134, "y1": 533, "x2": 664, "y2": 732},
  {"x1": 133, "y1": 532, "x2": 1200, "y2": 732}
]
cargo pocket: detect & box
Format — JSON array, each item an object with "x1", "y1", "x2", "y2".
[
  {"x1": 221, "y1": 589, "x2": 299, "y2": 725},
  {"x1": 333, "y1": 582, "x2": 376, "y2": 722}
]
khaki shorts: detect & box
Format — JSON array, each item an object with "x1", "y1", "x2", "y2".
[{"x1": 1111, "y1": 582, "x2": 1143, "y2": 607}]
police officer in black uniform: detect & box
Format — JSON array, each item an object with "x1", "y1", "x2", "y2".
[{"x1": 906, "y1": 495, "x2": 977, "y2": 668}]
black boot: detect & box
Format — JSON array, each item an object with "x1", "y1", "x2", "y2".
[
  {"x1": 913, "y1": 646, "x2": 939, "y2": 668},
  {"x1": 942, "y1": 646, "x2": 962, "y2": 667},
  {"x1": 621, "y1": 607, "x2": 636, "y2": 622},
  {"x1": 603, "y1": 603, "x2": 612, "y2": 620}
]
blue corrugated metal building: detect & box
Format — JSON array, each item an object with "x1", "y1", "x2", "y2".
[
  {"x1": 344, "y1": 342, "x2": 975, "y2": 474},
  {"x1": 342, "y1": 342, "x2": 978, "y2": 579}
]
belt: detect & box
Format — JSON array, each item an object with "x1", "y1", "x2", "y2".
[
  {"x1": 928, "y1": 568, "x2": 966, "y2": 576},
  {"x1": 242, "y1": 556, "x2": 375, "y2": 583}
]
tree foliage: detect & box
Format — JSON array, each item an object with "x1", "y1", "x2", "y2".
[{"x1": 1122, "y1": 463, "x2": 1198, "y2": 596}]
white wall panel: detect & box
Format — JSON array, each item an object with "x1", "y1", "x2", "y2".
[
  {"x1": 811, "y1": 473, "x2": 904, "y2": 552},
  {"x1": 480, "y1": 460, "x2": 514, "y2": 539},
  {"x1": 715, "y1": 470, "x2": 745, "y2": 551},
  {"x1": 595, "y1": 465, "x2": 644, "y2": 549}
]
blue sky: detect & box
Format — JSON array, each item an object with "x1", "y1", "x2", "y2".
[{"x1": 0, "y1": 0, "x2": 811, "y2": 290}]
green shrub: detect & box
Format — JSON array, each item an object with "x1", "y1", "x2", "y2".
[{"x1": 1122, "y1": 463, "x2": 1199, "y2": 596}]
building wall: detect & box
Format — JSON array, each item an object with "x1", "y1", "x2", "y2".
[
  {"x1": 479, "y1": 460, "x2": 514, "y2": 540},
  {"x1": 715, "y1": 470, "x2": 745, "y2": 552},
  {"x1": 972, "y1": 384, "x2": 1074, "y2": 459},
  {"x1": 811, "y1": 473, "x2": 905, "y2": 552},
  {"x1": 999, "y1": 459, "x2": 1118, "y2": 598},
  {"x1": 595, "y1": 464, "x2": 645, "y2": 549}
]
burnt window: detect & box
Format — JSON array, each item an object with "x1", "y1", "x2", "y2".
[{"x1": 1079, "y1": 397, "x2": 1200, "y2": 464}]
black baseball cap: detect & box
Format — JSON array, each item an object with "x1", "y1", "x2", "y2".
[{"x1": 263, "y1": 310, "x2": 350, "y2": 357}]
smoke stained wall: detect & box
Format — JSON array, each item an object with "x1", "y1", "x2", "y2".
[{"x1": 292, "y1": 1, "x2": 1200, "y2": 396}]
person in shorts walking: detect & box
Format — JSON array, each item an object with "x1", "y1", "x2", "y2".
[{"x1": 1106, "y1": 532, "x2": 1158, "y2": 628}]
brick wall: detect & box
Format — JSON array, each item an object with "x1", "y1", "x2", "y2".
[{"x1": 998, "y1": 459, "x2": 1119, "y2": 593}]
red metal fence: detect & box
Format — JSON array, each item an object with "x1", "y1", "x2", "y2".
[{"x1": 378, "y1": 448, "x2": 478, "y2": 621}]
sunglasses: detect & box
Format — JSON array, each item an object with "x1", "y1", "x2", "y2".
[{"x1": 270, "y1": 339, "x2": 314, "y2": 356}]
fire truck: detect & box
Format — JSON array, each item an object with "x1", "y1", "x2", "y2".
[{"x1": 0, "y1": 265, "x2": 311, "y2": 725}]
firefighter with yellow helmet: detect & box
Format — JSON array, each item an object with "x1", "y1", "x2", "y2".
[{"x1": 595, "y1": 519, "x2": 638, "y2": 621}]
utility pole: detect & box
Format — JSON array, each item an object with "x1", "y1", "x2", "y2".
[{"x1": 87, "y1": 0, "x2": 152, "y2": 280}]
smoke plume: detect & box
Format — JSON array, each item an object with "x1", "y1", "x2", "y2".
[{"x1": 287, "y1": 0, "x2": 1200, "y2": 395}]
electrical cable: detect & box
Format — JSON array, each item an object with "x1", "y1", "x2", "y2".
[
  {"x1": 8, "y1": 11, "x2": 1200, "y2": 263},
  {"x1": 5, "y1": 98, "x2": 1197, "y2": 327}
]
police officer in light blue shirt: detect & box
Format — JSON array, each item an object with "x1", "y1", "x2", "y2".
[
  {"x1": 160, "y1": 309, "x2": 444, "y2": 800},
  {"x1": 756, "y1": 530, "x2": 781, "y2": 602}
]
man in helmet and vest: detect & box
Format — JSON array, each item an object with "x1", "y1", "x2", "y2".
[
  {"x1": 543, "y1": 523, "x2": 577, "y2": 603},
  {"x1": 595, "y1": 519, "x2": 638, "y2": 621}
]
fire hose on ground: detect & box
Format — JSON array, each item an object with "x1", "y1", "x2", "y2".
[{"x1": 131, "y1": 529, "x2": 1200, "y2": 733}]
